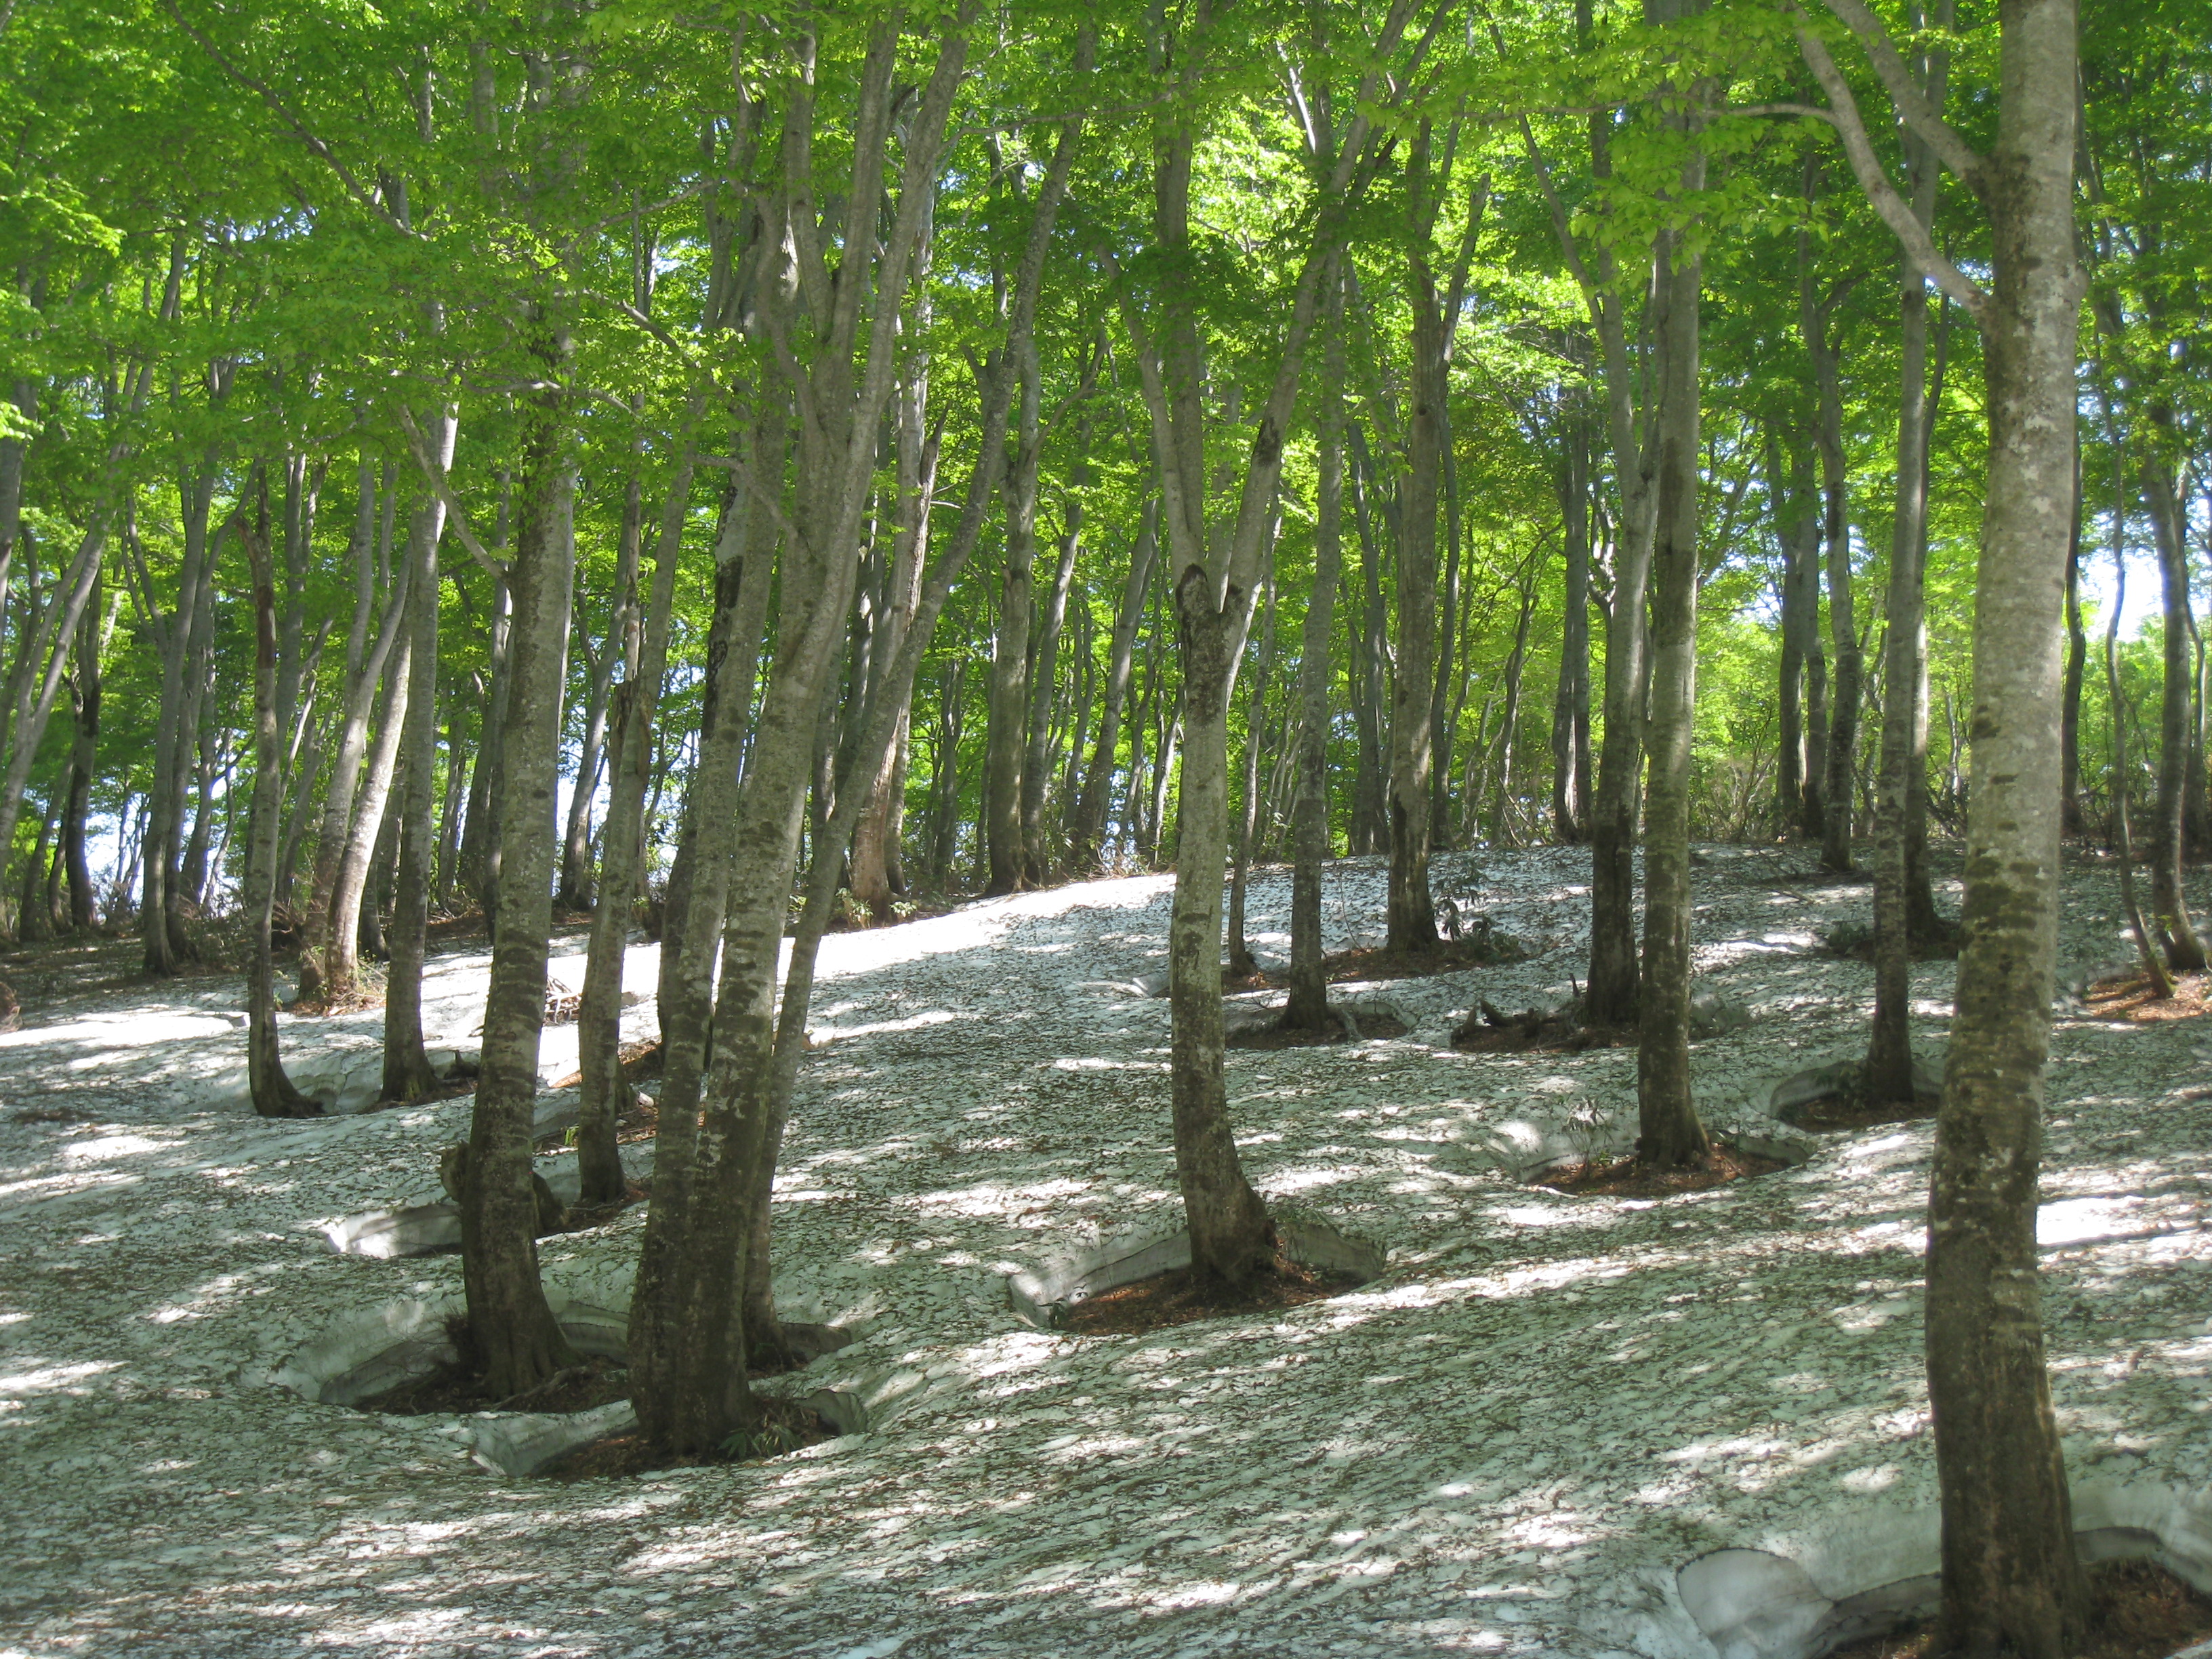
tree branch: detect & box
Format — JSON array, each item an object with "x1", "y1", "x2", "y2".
[
  {"x1": 394, "y1": 407, "x2": 506, "y2": 578},
  {"x1": 1794, "y1": 21, "x2": 1989, "y2": 326},
  {"x1": 1813, "y1": 0, "x2": 1985, "y2": 190}
]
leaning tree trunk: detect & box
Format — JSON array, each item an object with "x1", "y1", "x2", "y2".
[
  {"x1": 1633, "y1": 167, "x2": 1713, "y2": 1173},
  {"x1": 459, "y1": 361, "x2": 579, "y2": 1401},
  {"x1": 1225, "y1": 560, "x2": 1274, "y2": 977},
  {"x1": 322, "y1": 628, "x2": 412, "y2": 1004}
]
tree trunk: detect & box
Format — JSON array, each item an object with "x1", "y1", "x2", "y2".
[
  {"x1": 1552, "y1": 409, "x2": 1593, "y2": 842},
  {"x1": 1915, "y1": 0, "x2": 2091, "y2": 1641},
  {"x1": 1803, "y1": 231, "x2": 1861, "y2": 874},
  {"x1": 1226, "y1": 558, "x2": 1275, "y2": 976},
  {"x1": 384, "y1": 428, "x2": 453, "y2": 1106},
  {"x1": 2106, "y1": 557, "x2": 2170, "y2": 995},
  {"x1": 2144, "y1": 456, "x2": 2205, "y2": 969},
  {"x1": 240, "y1": 501, "x2": 321, "y2": 1119},
  {"x1": 1286, "y1": 284, "x2": 1347, "y2": 1031},
  {"x1": 323, "y1": 623, "x2": 412, "y2": 1003},
  {"x1": 1867, "y1": 30, "x2": 1948, "y2": 1103},
  {"x1": 460, "y1": 361, "x2": 579, "y2": 1402},
  {"x1": 577, "y1": 447, "x2": 695, "y2": 1207},
  {"x1": 1633, "y1": 145, "x2": 1713, "y2": 1172},
  {"x1": 2060, "y1": 441, "x2": 2087, "y2": 838},
  {"x1": 1069, "y1": 500, "x2": 1159, "y2": 871},
  {"x1": 984, "y1": 340, "x2": 1041, "y2": 896},
  {"x1": 62, "y1": 577, "x2": 98, "y2": 932},
  {"x1": 1021, "y1": 496, "x2": 1082, "y2": 884}
]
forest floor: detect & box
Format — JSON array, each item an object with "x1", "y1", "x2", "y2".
[{"x1": 3, "y1": 845, "x2": 2212, "y2": 1658}]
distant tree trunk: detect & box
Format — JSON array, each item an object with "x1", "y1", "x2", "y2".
[
  {"x1": 1286, "y1": 298, "x2": 1346, "y2": 1030},
  {"x1": 1868, "y1": 39, "x2": 1947, "y2": 1103},
  {"x1": 558, "y1": 472, "x2": 641, "y2": 912},
  {"x1": 460, "y1": 354, "x2": 579, "y2": 1401},
  {"x1": 577, "y1": 448, "x2": 695, "y2": 1208},
  {"x1": 1226, "y1": 556, "x2": 1275, "y2": 977},
  {"x1": 1488, "y1": 566, "x2": 1539, "y2": 844},
  {"x1": 240, "y1": 498, "x2": 320, "y2": 1119},
  {"x1": 1802, "y1": 222, "x2": 1861, "y2": 874},
  {"x1": 16, "y1": 808, "x2": 52, "y2": 943},
  {"x1": 459, "y1": 526, "x2": 514, "y2": 914},
  {"x1": 323, "y1": 640, "x2": 411, "y2": 1002},
  {"x1": 1633, "y1": 117, "x2": 1713, "y2": 1172},
  {"x1": 985, "y1": 342, "x2": 1042, "y2": 895},
  {"x1": 298, "y1": 474, "x2": 411, "y2": 1005},
  {"x1": 2144, "y1": 455, "x2": 2205, "y2": 970},
  {"x1": 2106, "y1": 557, "x2": 2169, "y2": 995},
  {"x1": 2060, "y1": 441, "x2": 2087, "y2": 839},
  {"x1": 384, "y1": 441, "x2": 452, "y2": 1105},
  {"x1": 1069, "y1": 500, "x2": 1158, "y2": 871},
  {"x1": 1552, "y1": 409, "x2": 1593, "y2": 842},
  {"x1": 1022, "y1": 495, "x2": 1082, "y2": 884},
  {"x1": 851, "y1": 358, "x2": 935, "y2": 913},
  {"x1": 63, "y1": 580, "x2": 98, "y2": 932},
  {"x1": 1385, "y1": 142, "x2": 1444, "y2": 954},
  {"x1": 143, "y1": 459, "x2": 220, "y2": 976},
  {"x1": 1348, "y1": 434, "x2": 1389, "y2": 856}
]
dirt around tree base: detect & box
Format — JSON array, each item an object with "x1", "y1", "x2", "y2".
[
  {"x1": 359, "y1": 1340, "x2": 633, "y2": 1418},
  {"x1": 1823, "y1": 1557, "x2": 2212, "y2": 1659},
  {"x1": 1451, "y1": 999, "x2": 1634, "y2": 1054},
  {"x1": 1781, "y1": 1065, "x2": 1936, "y2": 1132},
  {"x1": 1060, "y1": 1256, "x2": 1366, "y2": 1336},
  {"x1": 1227, "y1": 1010, "x2": 1411, "y2": 1049},
  {"x1": 536, "y1": 1396, "x2": 835, "y2": 1481},
  {"x1": 1539, "y1": 1142, "x2": 1789, "y2": 1199},
  {"x1": 2086, "y1": 969, "x2": 2212, "y2": 1025}
]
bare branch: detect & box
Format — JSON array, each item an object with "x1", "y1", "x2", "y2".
[
  {"x1": 394, "y1": 406, "x2": 506, "y2": 579},
  {"x1": 1794, "y1": 22, "x2": 1989, "y2": 326},
  {"x1": 1813, "y1": 0, "x2": 1985, "y2": 190}
]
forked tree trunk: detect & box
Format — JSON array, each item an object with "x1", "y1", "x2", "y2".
[
  {"x1": 322, "y1": 623, "x2": 412, "y2": 1004},
  {"x1": 460, "y1": 361, "x2": 579, "y2": 1401},
  {"x1": 1633, "y1": 119, "x2": 1712, "y2": 1172}
]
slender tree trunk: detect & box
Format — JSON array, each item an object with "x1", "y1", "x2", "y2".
[
  {"x1": 2106, "y1": 560, "x2": 2170, "y2": 995},
  {"x1": 1387, "y1": 197, "x2": 1444, "y2": 950},
  {"x1": 1226, "y1": 558, "x2": 1274, "y2": 976},
  {"x1": 323, "y1": 625, "x2": 412, "y2": 1003},
  {"x1": 2144, "y1": 455, "x2": 2205, "y2": 969},
  {"x1": 1022, "y1": 496, "x2": 1082, "y2": 884},
  {"x1": 1069, "y1": 500, "x2": 1158, "y2": 871},
  {"x1": 1803, "y1": 231, "x2": 1861, "y2": 874},
  {"x1": 384, "y1": 434, "x2": 453, "y2": 1105},
  {"x1": 240, "y1": 501, "x2": 320, "y2": 1119},
  {"x1": 577, "y1": 447, "x2": 695, "y2": 1207},
  {"x1": 63, "y1": 581, "x2": 98, "y2": 932},
  {"x1": 2060, "y1": 442, "x2": 2087, "y2": 838},
  {"x1": 984, "y1": 342, "x2": 1041, "y2": 895},
  {"x1": 1868, "y1": 33, "x2": 1948, "y2": 1101},
  {"x1": 1286, "y1": 291, "x2": 1347, "y2": 1031},
  {"x1": 1633, "y1": 137, "x2": 1713, "y2": 1171},
  {"x1": 1552, "y1": 409, "x2": 1593, "y2": 842}
]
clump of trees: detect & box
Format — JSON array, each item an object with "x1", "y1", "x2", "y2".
[{"x1": 2, "y1": 0, "x2": 2185, "y2": 1645}]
